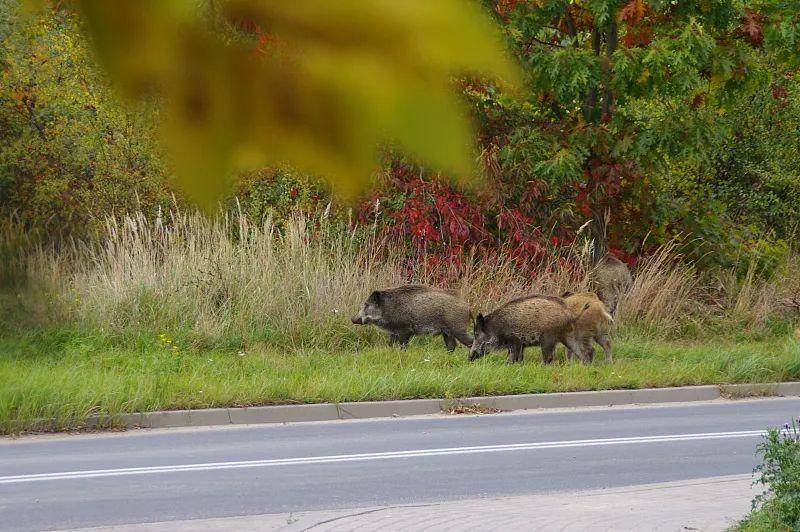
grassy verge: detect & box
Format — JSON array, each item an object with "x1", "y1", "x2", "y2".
[
  {"x1": 2, "y1": 210, "x2": 799, "y2": 434},
  {"x1": 2, "y1": 327, "x2": 799, "y2": 434}
]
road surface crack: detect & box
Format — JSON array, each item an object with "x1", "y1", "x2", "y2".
[{"x1": 298, "y1": 503, "x2": 439, "y2": 531}]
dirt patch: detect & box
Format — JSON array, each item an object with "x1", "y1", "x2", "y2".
[{"x1": 443, "y1": 403, "x2": 503, "y2": 415}]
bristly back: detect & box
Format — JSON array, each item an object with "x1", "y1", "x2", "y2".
[
  {"x1": 388, "y1": 284, "x2": 459, "y2": 296},
  {"x1": 600, "y1": 253, "x2": 626, "y2": 267},
  {"x1": 502, "y1": 294, "x2": 567, "y2": 307}
]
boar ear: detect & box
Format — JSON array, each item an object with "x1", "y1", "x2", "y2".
[
  {"x1": 475, "y1": 313, "x2": 485, "y2": 329},
  {"x1": 368, "y1": 290, "x2": 386, "y2": 304}
]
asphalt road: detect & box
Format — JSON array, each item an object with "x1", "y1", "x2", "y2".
[{"x1": 1, "y1": 398, "x2": 798, "y2": 531}]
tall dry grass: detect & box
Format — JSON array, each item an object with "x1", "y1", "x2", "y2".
[
  {"x1": 4, "y1": 207, "x2": 798, "y2": 349},
  {"x1": 13, "y1": 209, "x2": 405, "y2": 348},
  {"x1": 615, "y1": 242, "x2": 699, "y2": 331}
]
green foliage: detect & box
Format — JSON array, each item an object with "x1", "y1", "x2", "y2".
[
  {"x1": 706, "y1": 87, "x2": 800, "y2": 240},
  {"x1": 465, "y1": 0, "x2": 796, "y2": 255},
  {"x1": 0, "y1": 1, "x2": 171, "y2": 233},
  {"x1": 741, "y1": 423, "x2": 800, "y2": 531},
  {"x1": 491, "y1": 0, "x2": 759, "y2": 165},
  {"x1": 654, "y1": 68, "x2": 800, "y2": 270},
  {"x1": 231, "y1": 165, "x2": 330, "y2": 226}
]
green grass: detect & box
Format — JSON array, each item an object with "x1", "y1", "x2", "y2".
[
  {"x1": 736, "y1": 509, "x2": 787, "y2": 532},
  {"x1": 1, "y1": 326, "x2": 799, "y2": 434},
  {"x1": 737, "y1": 498, "x2": 795, "y2": 531}
]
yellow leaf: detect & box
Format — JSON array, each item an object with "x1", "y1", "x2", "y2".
[{"x1": 69, "y1": 0, "x2": 520, "y2": 208}]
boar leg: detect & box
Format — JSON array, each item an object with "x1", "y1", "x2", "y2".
[
  {"x1": 389, "y1": 331, "x2": 412, "y2": 347},
  {"x1": 583, "y1": 340, "x2": 595, "y2": 362},
  {"x1": 540, "y1": 337, "x2": 556, "y2": 364},
  {"x1": 442, "y1": 333, "x2": 457, "y2": 352},
  {"x1": 563, "y1": 336, "x2": 587, "y2": 363},
  {"x1": 507, "y1": 341, "x2": 524, "y2": 364},
  {"x1": 596, "y1": 333, "x2": 613, "y2": 363},
  {"x1": 515, "y1": 344, "x2": 526, "y2": 363}
]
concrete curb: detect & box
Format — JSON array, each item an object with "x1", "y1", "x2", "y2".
[{"x1": 70, "y1": 382, "x2": 800, "y2": 431}]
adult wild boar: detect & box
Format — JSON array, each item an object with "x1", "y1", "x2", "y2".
[
  {"x1": 561, "y1": 291, "x2": 614, "y2": 363},
  {"x1": 590, "y1": 253, "x2": 632, "y2": 316},
  {"x1": 469, "y1": 295, "x2": 590, "y2": 364},
  {"x1": 351, "y1": 284, "x2": 473, "y2": 350}
]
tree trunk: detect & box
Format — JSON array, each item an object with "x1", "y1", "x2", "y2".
[
  {"x1": 584, "y1": 27, "x2": 602, "y2": 122},
  {"x1": 601, "y1": 20, "x2": 617, "y2": 121}
]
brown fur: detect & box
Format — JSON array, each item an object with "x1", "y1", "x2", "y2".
[
  {"x1": 590, "y1": 254, "x2": 632, "y2": 316},
  {"x1": 470, "y1": 295, "x2": 589, "y2": 364},
  {"x1": 561, "y1": 291, "x2": 614, "y2": 363},
  {"x1": 351, "y1": 284, "x2": 473, "y2": 350}
]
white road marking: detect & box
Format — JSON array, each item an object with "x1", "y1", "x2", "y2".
[{"x1": 0, "y1": 430, "x2": 764, "y2": 484}]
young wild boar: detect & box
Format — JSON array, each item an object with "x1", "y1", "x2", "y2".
[
  {"x1": 351, "y1": 284, "x2": 473, "y2": 350},
  {"x1": 469, "y1": 295, "x2": 590, "y2": 364},
  {"x1": 590, "y1": 253, "x2": 632, "y2": 316},
  {"x1": 561, "y1": 291, "x2": 614, "y2": 363}
]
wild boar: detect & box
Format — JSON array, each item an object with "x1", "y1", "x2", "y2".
[
  {"x1": 469, "y1": 295, "x2": 590, "y2": 364},
  {"x1": 561, "y1": 291, "x2": 614, "y2": 363},
  {"x1": 590, "y1": 253, "x2": 632, "y2": 316},
  {"x1": 351, "y1": 284, "x2": 473, "y2": 350}
]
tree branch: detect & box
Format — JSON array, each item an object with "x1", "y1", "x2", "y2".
[{"x1": 527, "y1": 36, "x2": 565, "y2": 49}]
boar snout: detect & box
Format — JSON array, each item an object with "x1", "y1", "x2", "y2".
[
  {"x1": 468, "y1": 346, "x2": 484, "y2": 362},
  {"x1": 351, "y1": 315, "x2": 363, "y2": 325}
]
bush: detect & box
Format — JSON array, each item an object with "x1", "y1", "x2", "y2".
[
  {"x1": 705, "y1": 81, "x2": 800, "y2": 242},
  {"x1": 741, "y1": 422, "x2": 800, "y2": 531},
  {"x1": 230, "y1": 165, "x2": 330, "y2": 227},
  {"x1": 0, "y1": 2, "x2": 171, "y2": 235},
  {"x1": 655, "y1": 75, "x2": 800, "y2": 272}
]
